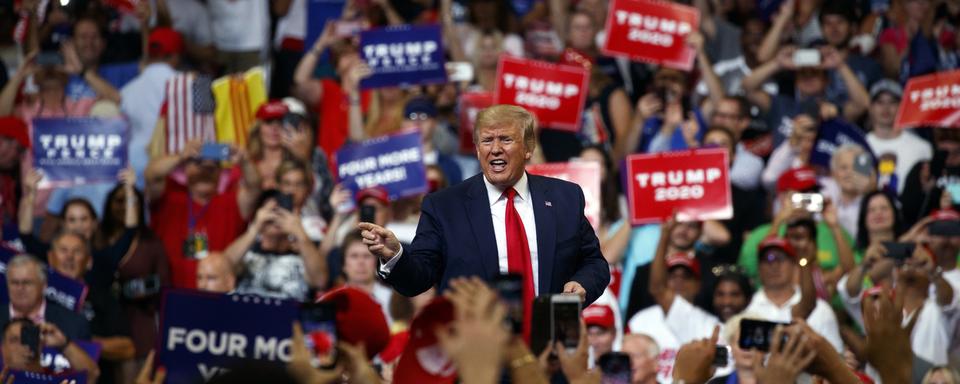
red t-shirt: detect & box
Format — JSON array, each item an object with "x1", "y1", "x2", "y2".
[
  {"x1": 149, "y1": 176, "x2": 246, "y2": 289},
  {"x1": 317, "y1": 79, "x2": 370, "y2": 157}
]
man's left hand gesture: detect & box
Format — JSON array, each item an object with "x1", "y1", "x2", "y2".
[{"x1": 563, "y1": 281, "x2": 586, "y2": 301}]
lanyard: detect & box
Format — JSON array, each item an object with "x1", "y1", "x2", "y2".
[{"x1": 186, "y1": 199, "x2": 211, "y2": 233}]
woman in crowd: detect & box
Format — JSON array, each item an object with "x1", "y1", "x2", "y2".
[
  {"x1": 923, "y1": 366, "x2": 960, "y2": 384},
  {"x1": 223, "y1": 190, "x2": 327, "y2": 301},
  {"x1": 246, "y1": 102, "x2": 313, "y2": 190},
  {"x1": 854, "y1": 190, "x2": 906, "y2": 259}
]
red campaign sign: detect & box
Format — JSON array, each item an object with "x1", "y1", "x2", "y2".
[
  {"x1": 458, "y1": 92, "x2": 493, "y2": 154},
  {"x1": 602, "y1": 0, "x2": 699, "y2": 71},
  {"x1": 895, "y1": 69, "x2": 960, "y2": 129},
  {"x1": 626, "y1": 148, "x2": 732, "y2": 225},
  {"x1": 526, "y1": 161, "x2": 602, "y2": 232},
  {"x1": 494, "y1": 55, "x2": 590, "y2": 132}
]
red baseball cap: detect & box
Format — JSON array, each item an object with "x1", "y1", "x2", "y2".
[
  {"x1": 776, "y1": 167, "x2": 819, "y2": 194},
  {"x1": 0, "y1": 116, "x2": 30, "y2": 148},
  {"x1": 393, "y1": 297, "x2": 457, "y2": 384},
  {"x1": 356, "y1": 186, "x2": 390, "y2": 205},
  {"x1": 666, "y1": 252, "x2": 701, "y2": 278},
  {"x1": 319, "y1": 287, "x2": 390, "y2": 358},
  {"x1": 927, "y1": 209, "x2": 960, "y2": 236},
  {"x1": 256, "y1": 100, "x2": 289, "y2": 120},
  {"x1": 582, "y1": 304, "x2": 615, "y2": 329},
  {"x1": 147, "y1": 27, "x2": 183, "y2": 57},
  {"x1": 758, "y1": 237, "x2": 797, "y2": 260},
  {"x1": 929, "y1": 209, "x2": 960, "y2": 222}
]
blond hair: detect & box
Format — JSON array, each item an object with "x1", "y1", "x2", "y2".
[{"x1": 473, "y1": 105, "x2": 538, "y2": 151}]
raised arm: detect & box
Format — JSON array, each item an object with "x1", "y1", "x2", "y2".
[
  {"x1": 279, "y1": 208, "x2": 328, "y2": 289},
  {"x1": 822, "y1": 47, "x2": 870, "y2": 122},
  {"x1": 318, "y1": 184, "x2": 353, "y2": 265},
  {"x1": 293, "y1": 23, "x2": 337, "y2": 105},
  {"x1": 341, "y1": 62, "x2": 371, "y2": 142},
  {"x1": 439, "y1": 0, "x2": 466, "y2": 62},
  {"x1": 17, "y1": 169, "x2": 42, "y2": 235},
  {"x1": 823, "y1": 200, "x2": 855, "y2": 275},
  {"x1": 0, "y1": 53, "x2": 35, "y2": 116},
  {"x1": 235, "y1": 148, "x2": 262, "y2": 220},
  {"x1": 757, "y1": 0, "x2": 795, "y2": 63},
  {"x1": 689, "y1": 32, "x2": 726, "y2": 118},
  {"x1": 742, "y1": 48, "x2": 793, "y2": 111},
  {"x1": 650, "y1": 218, "x2": 677, "y2": 312},
  {"x1": 121, "y1": 167, "x2": 139, "y2": 229},
  {"x1": 43, "y1": 323, "x2": 100, "y2": 383},
  {"x1": 144, "y1": 140, "x2": 200, "y2": 201},
  {"x1": 224, "y1": 202, "x2": 272, "y2": 267}
]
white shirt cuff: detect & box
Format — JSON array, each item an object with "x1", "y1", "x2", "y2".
[{"x1": 377, "y1": 245, "x2": 404, "y2": 278}]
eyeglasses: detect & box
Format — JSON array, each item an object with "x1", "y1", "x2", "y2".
[
  {"x1": 407, "y1": 112, "x2": 431, "y2": 121},
  {"x1": 711, "y1": 264, "x2": 746, "y2": 277}
]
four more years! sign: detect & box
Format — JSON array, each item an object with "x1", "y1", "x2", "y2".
[
  {"x1": 359, "y1": 24, "x2": 447, "y2": 89},
  {"x1": 602, "y1": 0, "x2": 699, "y2": 71},
  {"x1": 159, "y1": 289, "x2": 299, "y2": 383},
  {"x1": 626, "y1": 148, "x2": 732, "y2": 225},
  {"x1": 895, "y1": 69, "x2": 960, "y2": 128},
  {"x1": 335, "y1": 131, "x2": 428, "y2": 200},
  {"x1": 32, "y1": 117, "x2": 128, "y2": 188},
  {"x1": 494, "y1": 55, "x2": 590, "y2": 131}
]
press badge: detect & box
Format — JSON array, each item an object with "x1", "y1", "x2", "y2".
[{"x1": 183, "y1": 232, "x2": 209, "y2": 259}]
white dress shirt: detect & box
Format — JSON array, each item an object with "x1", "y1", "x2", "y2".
[
  {"x1": 744, "y1": 287, "x2": 844, "y2": 351},
  {"x1": 380, "y1": 173, "x2": 541, "y2": 294}
]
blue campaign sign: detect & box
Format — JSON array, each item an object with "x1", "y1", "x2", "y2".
[
  {"x1": 305, "y1": 0, "x2": 345, "y2": 52},
  {"x1": 158, "y1": 289, "x2": 299, "y2": 384},
  {"x1": 32, "y1": 118, "x2": 128, "y2": 187},
  {"x1": 335, "y1": 131, "x2": 428, "y2": 201},
  {"x1": 6, "y1": 370, "x2": 86, "y2": 383},
  {"x1": 42, "y1": 340, "x2": 102, "y2": 372},
  {"x1": 811, "y1": 119, "x2": 877, "y2": 169},
  {"x1": 0, "y1": 250, "x2": 88, "y2": 312},
  {"x1": 359, "y1": 24, "x2": 447, "y2": 89}
]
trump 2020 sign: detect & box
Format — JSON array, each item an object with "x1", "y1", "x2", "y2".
[
  {"x1": 494, "y1": 55, "x2": 589, "y2": 131},
  {"x1": 895, "y1": 69, "x2": 960, "y2": 129},
  {"x1": 626, "y1": 148, "x2": 732, "y2": 224},
  {"x1": 602, "y1": 0, "x2": 699, "y2": 71}
]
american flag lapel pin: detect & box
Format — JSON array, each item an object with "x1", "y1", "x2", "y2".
[{"x1": 545, "y1": 201, "x2": 552, "y2": 207}]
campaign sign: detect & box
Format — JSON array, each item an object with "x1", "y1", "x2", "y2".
[
  {"x1": 335, "y1": 131, "x2": 428, "y2": 200},
  {"x1": 494, "y1": 56, "x2": 589, "y2": 131},
  {"x1": 625, "y1": 148, "x2": 732, "y2": 225},
  {"x1": 602, "y1": 0, "x2": 699, "y2": 71},
  {"x1": 359, "y1": 24, "x2": 447, "y2": 89},
  {"x1": 159, "y1": 289, "x2": 299, "y2": 383},
  {"x1": 895, "y1": 69, "x2": 960, "y2": 128},
  {"x1": 810, "y1": 119, "x2": 876, "y2": 169},
  {"x1": 43, "y1": 340, "x2": 102, "y2": 372},
  {"x1": 32, "y1": 118, "x2": 128, "y2": 187},
  {"x1": 458, "y1": 92, "x2": 494, "y2": 154},
  {"x1": 526, "y1": 162, "x2": 602, "y2": 232},
  {"x1": 0, "y1": 250, "x2": 89, "y2": 312},
  {"x1": 5, "y1": 370, "x2": 86, "y2": 384},
  {"x1": 305, "y1": 0, "x2": 346, "y2": 51}
]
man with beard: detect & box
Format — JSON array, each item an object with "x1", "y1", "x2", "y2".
[{"x1": 145, "y1": 139, "x2": 261, "y2": 288}]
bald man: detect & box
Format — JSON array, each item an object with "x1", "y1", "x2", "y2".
[{"x1": 196, "y1": 253, "x2": 236, "y2": 293}]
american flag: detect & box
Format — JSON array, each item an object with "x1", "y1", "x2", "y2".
[{"x1": 161, "y1": 73, "x2": 216, "y2": 155}]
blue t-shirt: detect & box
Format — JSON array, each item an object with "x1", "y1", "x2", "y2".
[{"x1": 65, "y1": 62, "x2": 139, "y2": 102}]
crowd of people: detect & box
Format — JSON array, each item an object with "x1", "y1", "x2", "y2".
[{"x1": 0, "y1": 0, "x2": 957, "y2": 382}]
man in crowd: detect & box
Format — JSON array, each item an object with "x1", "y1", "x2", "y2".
[
  {"x1": 360, "y1": 105, "x2": 610, "y2": 338},
  {"x1": 621, "y1": 333, "x2": 660, "y2": 384},
  {"x1": 0, "y1": 255, "x2": 90, "y2": 341},
  {"x1": 1, "y1": 318, "x2": 100, "y2": 381},
  {"x1": 866, "y1": 80, "x2": 933, "y2": 195},
  {"x1": 583, "y1": 303, "x2": 618, "y2": 362},
  {"x1": 196, "y1": 253, "x2": 237, "y2": 294}
]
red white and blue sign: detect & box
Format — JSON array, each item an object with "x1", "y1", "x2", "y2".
[
  {"x1": 32, "y1": 118, "x2": 128, "y2": 188},
  {"x1": 335, "y1": 131, "x2": 428, "y2": 201},
  {"x1": 360, "y1": 24, "x2": 447, "y2": 89}
]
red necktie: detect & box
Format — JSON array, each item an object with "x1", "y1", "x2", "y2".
[{"x1": 505, "y1": 188, "x2": 535, "y2": 344}]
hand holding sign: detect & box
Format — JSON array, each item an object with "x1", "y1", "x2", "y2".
[
  {"x1": 40, "y1": 323, "x2": 67, "y2": 349},
  {"x1": 135, "y1": 351, "x2": 166, "y2": 384}
]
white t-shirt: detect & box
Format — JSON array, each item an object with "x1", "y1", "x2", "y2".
[
  {"x1": 627, "y1": 296, "x2": 720, "y2": 384},
  {"x1": 744, "y1": 288, "x2": 843, "y2": 351},
  {"x1": 166, "y1": 0, "x2": 214, "y2": 45},
  {"x1": 207, "y1": 0, "x2": 269, "y2": 52},
  {"x1": 866, "y1": 131, "x2": 933, "y2": 194},
  {"x1": 273, "y1": 0, "x2": 306, "y2": 49}
]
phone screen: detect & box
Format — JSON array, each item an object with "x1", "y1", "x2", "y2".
[
  {"x1": 882, "y1": 241, "x2": 915, "y2": 263},
  {"x1": 199, "y1": 143, "x2": 231, "y2": 161},
  {"x1": 713, "y1": 345, "x2": 730, "y2": 367},
  {"x1": 300, "y1": 303, "x2": 338, "y2": 368},
  {"x1": 359, "y1": 204, "x2": 376, "y2": 223},
  {"x1": 21, "y1": 323, "x2": 40, "y2": 358},
  {"x1": 738, "y1": 319, "x2": 789, "y2": 352},
  {"x1": 598, "y1": 352, "x2": 631, "y2": 384},
  {"x1": 276, "y1": 193, "x2": 294, "y2": 211},
  {"x1": 493, "y1": 274, "x2": 524, "y2": 335},
  {"x1": 551, "y1": 296, "x2": 581, "y2": 350},
  {"x1": 791, "y1": 193, "x2": 824, "y2": 213}
]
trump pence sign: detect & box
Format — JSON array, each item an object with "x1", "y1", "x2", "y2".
[
  {"x1": 895, "y1": 69, "x2": 960, "y2": 128},
  {"x1": 626, "y1": 148, "x2": 732, "y2": 224},
  {"x1": 602, "y1": 0, "x2": 699, "y2": 71},
  {"x1": 494, "y1": 56, "x2": 589, "y2": 131}
]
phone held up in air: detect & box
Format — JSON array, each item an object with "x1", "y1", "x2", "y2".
[
  {"x1": 493, "y1": 274, "x2": 524, "y2": 336},
  {"x1": 738, "y1": 318, "x2": 790, "y2": 352},
  {"x1": 300, "y1": 302, "x2": 338, "y2": 368},
  {"x1": 551, "y1": 295, "x2": 582, "y2": 353}
]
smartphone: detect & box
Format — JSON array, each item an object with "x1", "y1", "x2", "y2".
[
  {"x1": 335, "y1": 21, "x2": 364, "y2": 37},
  {"x1": 882, "y1": 241, "x2": 916, "y2": 263},
  {"x1": 359, "y1": 204, "x2": 376, "y2": 223},
  {"x1": 276, "y1": 193, "x2": 294, "y2": 211},
  {"x1": 199, "y1": 143, "x2": 231, "y2": 161},
  {"x1": 530, "y1": 296, "x2": 552, "y2": 355},
  {"x1": 122, "y1": 274, "x2": 162, "y2": 300},
  {"x1": 493, "y1": 274, "x2": 524, "y2": 335},
  {"x1": 36, "y1": 50, "x2": 64, "y2": 67},
  {"x1": 793, "y1": 49, "x2": 822, "y2": 67},
  {"x1": 791, "y1": 193, "x2": 824, "y2": 213},
  {"x1": 446, "y1": 62, "x2": 475, "y2": 82},
  {"x1": 300, "y1": 302, "x2": 338, "y2": 368},
  {"x1": 738, "y1": 319, "x2": 789, "y2": 352},
  {"x1": 21, "y1": 323, "x2": 40, "y2": 358},
  {"x1": 946, "y1": 182, "x2": 960, "y2": 205},
  {"x1": 551, "y1": 295, "x2": 582, "y2": 352},
  {"x1": 283, "y1": 113, "x2": 304, "y2": 129},
  {"x1": 713, "y1": 345, "x2": 730, "y2": 367},
  {"x1": 598, "y1": 352, "x2": 632, "y2": 384}
]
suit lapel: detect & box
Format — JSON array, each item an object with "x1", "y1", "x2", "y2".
[
  {"x1": 529, "y1": 175, "x2": 556, "y2": 296},
  {"x1": 465, "y1": 176, "x2": 499, "y2": 279}
]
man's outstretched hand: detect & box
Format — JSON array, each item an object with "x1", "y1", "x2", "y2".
[{"x1": 358, "y1": 222, "x2": 402, "y2": 262}]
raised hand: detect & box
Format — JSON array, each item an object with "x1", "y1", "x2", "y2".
[{"x1": 135, "y1": 350, "x2": 167, "y2": 384}]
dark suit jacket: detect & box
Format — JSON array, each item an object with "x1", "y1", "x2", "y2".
[
  {"x1": 0, "y1": 301, "x2": 91, "y2": 341},
  {"x1": 386, "y1": 173, "x2": 610, "y2": 305}
]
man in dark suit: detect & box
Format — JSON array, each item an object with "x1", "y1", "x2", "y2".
[
  {"x1": 359, "y1": 105, "x2": 609, "y2": 307},
  {"x1": 0, "y1": 255, "x2": 91, "y2": 342}
]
